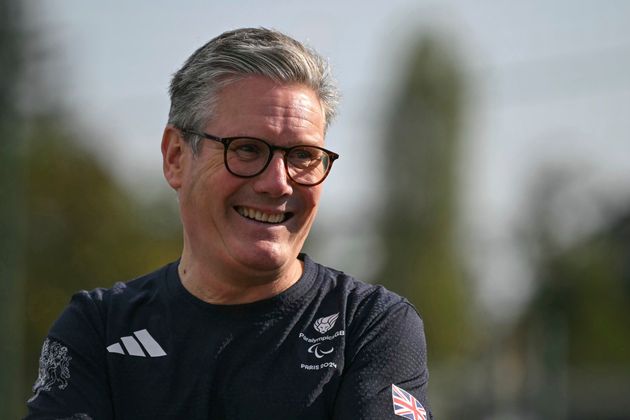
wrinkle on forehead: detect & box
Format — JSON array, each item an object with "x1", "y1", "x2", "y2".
[
  {"x1": 260, "y1": 103, "x2": 321, "y2": 131},
  {"x1": 249, "y1": 85, "x2": 322, "y2": 121},
  {"x1": 211, "y1": 77, "x2": 326, "y2": 141}
]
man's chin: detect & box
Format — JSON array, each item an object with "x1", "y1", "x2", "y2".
[{"x1": 233, "y1": 244, "x2": 299, "y2": 278}]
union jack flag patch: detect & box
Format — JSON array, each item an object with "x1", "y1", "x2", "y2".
[{"x1": 392, "y1": 384, "x2": 427, "y2": 420}]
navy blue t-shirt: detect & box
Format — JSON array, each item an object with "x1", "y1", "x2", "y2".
[{"x1": 26, "y1": 255, "x2": 433, "y2": 419}]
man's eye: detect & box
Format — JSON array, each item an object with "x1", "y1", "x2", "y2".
[
  {"x1": 292, "y1": 148, "x2": 321, "y2": 161},
  {"x1": 289, "y1": 148, "x2": 325, "y2": 170},
  {"x1": 294, "y1": 150, "x2": 314, "y2": 160},
  {"x1": 231, "y1": 141, "x2": 265, "y2": 159},
  {"x1": 237, "y1": 144, "x2": 259, "y2": 153}
]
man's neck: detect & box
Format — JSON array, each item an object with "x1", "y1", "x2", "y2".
[{"x1": 177, "y1": 251, "x2": 303, "y2": 305}]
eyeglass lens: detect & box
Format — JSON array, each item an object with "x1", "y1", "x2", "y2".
[{"x1": 226, "y1": 138, "x2": 330, "y2": 185}]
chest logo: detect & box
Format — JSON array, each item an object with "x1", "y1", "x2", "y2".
[
  {"x1": 313, "y1": 313, "x2": 339, "y2": 334},
  {"x1": 106, "y1": 329, "x2": 167, "y2": 358}
]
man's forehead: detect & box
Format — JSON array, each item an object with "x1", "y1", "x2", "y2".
[
  {"x1": 218, "y1": 76, "x2": 318, "y2": 104},
  {"x1": 212, "y1": 76, "x2": 326, "y2": 129}
]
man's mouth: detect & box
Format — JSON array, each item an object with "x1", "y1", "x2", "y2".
[{"x1": 235, "y1": 206, "x2": 292, "y2": 224}]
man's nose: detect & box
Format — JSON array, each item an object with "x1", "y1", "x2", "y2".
[{"x1": 251, "y1": 151, "x2": 293, "y2": 197}]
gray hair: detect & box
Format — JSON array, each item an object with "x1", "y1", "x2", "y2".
[{"x1": 168, "y1": 27, "x2": 339, "y2": 153}]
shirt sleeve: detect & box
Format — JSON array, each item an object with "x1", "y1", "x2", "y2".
[
  {"x1": 25, "y1": 291, "x2": 113, "y2": 420},
  {"x1": 332, "y1": 300, "x2": 434, "y2": 420}
]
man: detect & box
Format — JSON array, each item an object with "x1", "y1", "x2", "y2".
[{"x1": 26, "y1": 28, "x2": 433, "y2": 419}]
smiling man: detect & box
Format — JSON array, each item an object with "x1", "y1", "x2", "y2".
[
  {"x1": 26, "y1": 28, "x2": 433, "y2": 419},
  {"x1": 165, "y1": 77, "x2": 328, "y2": 303}
]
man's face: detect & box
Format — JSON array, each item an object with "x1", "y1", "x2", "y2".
[{"x1": 174, "y1": 76, "x2": 326, "y2": 278}]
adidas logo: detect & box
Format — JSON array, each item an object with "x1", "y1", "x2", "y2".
[{"x1": 106, "y1": 329, "x2": 167, "y2": 357}]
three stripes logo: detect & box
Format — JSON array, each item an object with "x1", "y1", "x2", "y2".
[{"x1": 106, "y1": 329, "x2": 167, "y2": 358}]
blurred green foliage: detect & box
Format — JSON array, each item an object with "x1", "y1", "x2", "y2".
[
  {"x1": 532, "y1": 225, "x2": 630, "y2": 367},
  {"x1": 517, "y1": 202, "x2": 630, "y2": 418},
  {"x1": 1, "y1": 0, "x2": 27, "y2": 417}
]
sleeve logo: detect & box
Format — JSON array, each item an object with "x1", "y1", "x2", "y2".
[
  {"x1": 313, "y1": 312, "x2": 339, "y2": 334},
  {"x1": 392, "y1": 384, "x2": 427, "y2": 420},
  {"x1": 28, "y1": 338, "x2": 72, "y2": 403}
]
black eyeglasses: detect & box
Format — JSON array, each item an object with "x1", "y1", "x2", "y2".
[{"x1": 181, "y1": 129, "x2": 339, "y2": 186}]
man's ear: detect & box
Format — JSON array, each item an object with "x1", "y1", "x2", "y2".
[{"x1": 162, "y1": 125, "x2": 187, "y2": 190}]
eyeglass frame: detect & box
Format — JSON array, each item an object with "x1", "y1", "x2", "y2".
[{"x1": 179, "y1": 128, "x2": 340, "y2": 187}]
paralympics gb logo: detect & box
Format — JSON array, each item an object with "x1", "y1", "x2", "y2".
[{"x1": 313, "y1": 313, "x2": 339, "y2": 334}]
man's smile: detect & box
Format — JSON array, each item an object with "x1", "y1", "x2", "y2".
[{"x1": 235, "y1": 206, "x2": 293, "y2": 224}]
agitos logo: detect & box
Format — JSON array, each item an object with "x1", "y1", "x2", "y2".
[{"x1": 308, "y1": 343, "x2": 334, "y2": 359}]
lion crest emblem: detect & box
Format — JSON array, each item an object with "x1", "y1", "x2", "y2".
[
  {"x1": 28, "y1": 338, "x2": 72, "y2": 402},
  {"x1": 313, "y1": 313, "x2": 340, "y2": 334}
]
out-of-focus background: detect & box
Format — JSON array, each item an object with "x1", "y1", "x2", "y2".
[{"x1": 2, "y1": 0, "x2": 630, "y2": 418}]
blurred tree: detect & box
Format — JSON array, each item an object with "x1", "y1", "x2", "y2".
[
  {"x1": 376, "y1": 33, "x2": 475, "y2": 364},
  {"x1": 514, "y1": 168, "x2": 630, "y2": 419},
  {"x1": 21, "y1": 117, "x2": 182, "y2": 406},
  {"x1": 0, "y1": 0, "x2": 26, "y2": 417},
  {"x1": 523, "y1": 214, "x2": 630, "y2": 418}
]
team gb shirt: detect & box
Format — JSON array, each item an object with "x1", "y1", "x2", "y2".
[{"x1": 26, "y1": 254, "x2": 433, "y2": 419}]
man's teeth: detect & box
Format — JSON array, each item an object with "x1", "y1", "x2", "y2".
[{"x1": 237, "y1": 207, "x2": 286, "y2": 224}]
